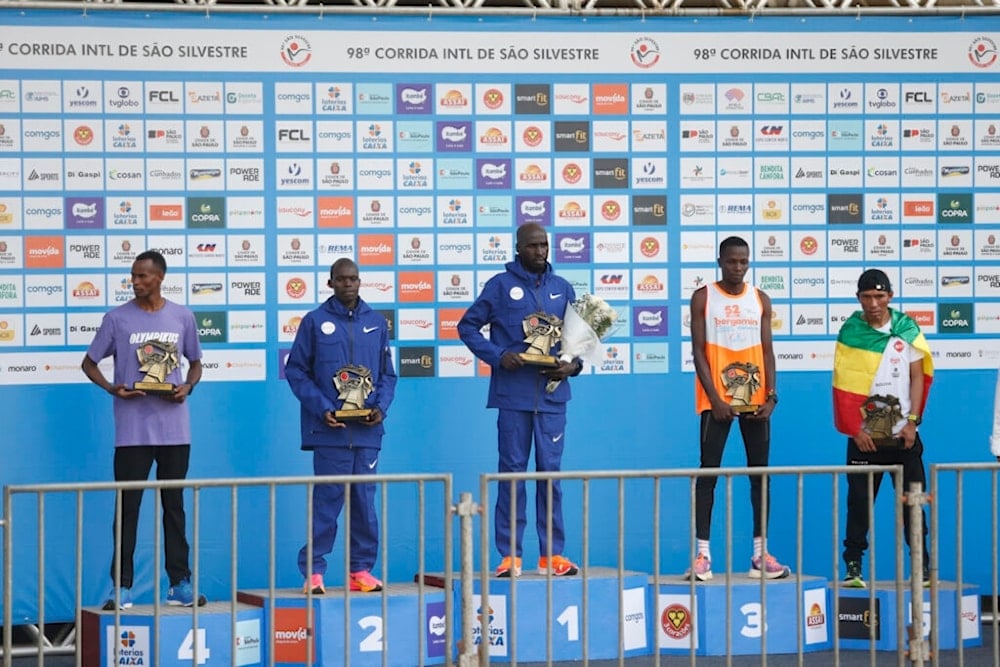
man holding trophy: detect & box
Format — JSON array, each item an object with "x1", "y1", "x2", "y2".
[
  {"x1": 833, "y1": 269, "x2": 932, "y2": 588},
  {"x1": 458, "y1": 223, "x2": 582, "y2": 578},
  {"x1": 285, "y1": 258, "x2": 397, "y2": 594},
  {"x1": 689, "y1": 236, "x2": 789, "y2": 581},
  {"x1": 81, "y1": 250, "x2": 206, "y2": 609}
]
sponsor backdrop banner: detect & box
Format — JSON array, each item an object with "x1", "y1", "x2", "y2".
[{"x1": 0, "y1": 11, "x2": 998, "y2": 621}]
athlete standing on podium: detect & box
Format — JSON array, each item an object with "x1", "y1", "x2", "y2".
[{"x1": 688, "y1": 236, "x2": 790, "y2": 581}]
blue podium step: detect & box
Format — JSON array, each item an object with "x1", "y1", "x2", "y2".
[
  {"x1": 237, "y1": 582, "x2": 447, "y2": 666},
  {"x1": 651, "y1": 573, "x2": 832, "y2": 655},
  {"x1": 835, "y1": 580, "x2": 981, "y2": 651},
  {"x1": 80, "y1": 601, "x2": 265, "y2": 667},
  {"x1": 465, "y1": 565, "x2": 651, "y2": 662}
]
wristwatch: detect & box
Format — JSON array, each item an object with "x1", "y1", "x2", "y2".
[
  {"x1": 907, "y1": 413, "x2": 921, "y2": 425},
  {"x1": 766, "y1": 390, "x2": 778, "y2": 405}
]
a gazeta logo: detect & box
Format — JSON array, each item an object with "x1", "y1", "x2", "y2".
[
  {"x1": 280, "y1": 35, "x2": 312, "y2": 67},
  {"x1": 969, "y1": 36, "x2": 998, "y2": 69},
  {"x1": 630, "y1": 37, "x2": 660, "y2": 69}
]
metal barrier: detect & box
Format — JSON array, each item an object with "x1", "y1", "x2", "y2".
[
  {"x1": 929, "y1": 462, "x2": 1000, "y2": 667},
  {"x1": 2, "y1": 473, "x2": 453, "y2": 667},
  {"x1": 1, "y1": 463, "x2": 978, "y2": 666}
]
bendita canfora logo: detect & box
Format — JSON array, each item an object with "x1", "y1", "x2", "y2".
[{"x1": 280, "y1": 35, "x2": 312, "y2": 67}]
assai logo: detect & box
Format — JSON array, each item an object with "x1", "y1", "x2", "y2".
[
  {"x1": 195, "y1": 310, "x2": 227, "y2": 343},
  {"x1": 937, "y1": 303, "x2": 973, "y2": 333}
]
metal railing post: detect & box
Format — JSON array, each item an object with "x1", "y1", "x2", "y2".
[
  {"x1": 907, "y1": 481, "x2": 930, "y2": 666},
  {"x1": 455, "y1": 492, "x2": 480, "y2": 667}
]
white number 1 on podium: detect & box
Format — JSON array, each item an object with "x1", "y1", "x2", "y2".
[{"x1": 556, "y1": 605, "x2": 580, "y2": 642}]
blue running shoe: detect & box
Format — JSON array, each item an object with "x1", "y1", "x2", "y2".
[
  {"x1": 101, "y1": 586, "x2": 133, "y2": 611},
  {"x1": 166, "y1": 578, "x2": 207, "y2": 607}
]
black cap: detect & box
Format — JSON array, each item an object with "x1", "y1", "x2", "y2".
[{"x1": 857, "y1": 269, "x2": 892, "y2": 293}]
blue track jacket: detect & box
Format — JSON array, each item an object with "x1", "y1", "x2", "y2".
[
  {"x1": 286, "y1": 296, "x2": 397, "y2": 450},
  {"x1": 458, "y1": 260, "x2": 577, "y2": 413}
]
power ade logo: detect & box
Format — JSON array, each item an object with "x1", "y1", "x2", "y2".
[
  {"x1": 937, "y1": 303, "x2": 973, "y2": 334},
  {"x1": 936, "y1": 193, "x2": 972, "y2": 223},
  {"x1": 194, "y1": 310, "x2": 227, "y2": 343},
  {"x1": 399, "y1": 346, "x2": 435, "y2": 377},
  {"x1": 186, "y1": 197, "x2": 226, "y2": 228}
]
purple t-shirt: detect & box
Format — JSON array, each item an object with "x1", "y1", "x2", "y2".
[{"x1": 86, "y1": 299, "x2": 202, "y2": 447}]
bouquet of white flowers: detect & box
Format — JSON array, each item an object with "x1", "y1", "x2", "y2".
[{"x1": 545, "y1": 293, "x2": 620, "y2": 393}]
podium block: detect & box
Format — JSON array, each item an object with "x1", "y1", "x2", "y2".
[
  {"x1": 237, "y1": 583, "x2": 447, "y2": 666},
  {"x1": 836, "y1": 581, "x2": 981, "y2": 651},
  {"x1": 465, "y1": 566, "x2": 650, "y2": 662},
  {"x1": 80, "y1": 602, "x2": 265, "y2": 667},
  {"x1": 652, "y1": 574, "x2": 832, "y2": 656}
]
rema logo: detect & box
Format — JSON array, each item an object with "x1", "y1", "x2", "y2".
[
  {"x1": 194, "y1": 310, "x2": 228, "y2": 343},
  {"x1": 936, "y1": 303, "x2": 973, "y2": 334},
  {"x1": 936, "y1": 193, "x2": 972, "y2": 224},
  {"x1": 186, "y1": 196, "x2": 227, "y2": 228}
]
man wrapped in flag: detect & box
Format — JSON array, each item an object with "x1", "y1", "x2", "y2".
[{"x1": 833, "y1": 269, "x2": 933, "y2": 589}]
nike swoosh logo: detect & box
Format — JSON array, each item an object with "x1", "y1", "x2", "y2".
[
  {"x1": 553, "y1": 433, "x2": 563, "y2": 443},
  {"x1": 363, "y1": 326, "x2": 378, "y2": 333},
  {"x1": 368, "y1": 457, "x2": 378, "y2": 470},
  {"x1": 549, "y1": 293, "x2": 563, "y2": 299}
]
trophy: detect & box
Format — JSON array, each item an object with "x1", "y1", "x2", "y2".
[
  {"x1": 860, "y1": 394, "x2": 904, "y2": 447},
  {"x1": 518, "y1": 312, "x2": 562, "y2": 367},
  {"x1": 333, "y1": 365, "x2": 375, "y2": 421},
  {"x1": 720, "y1": 361, "x2": 761, "y2": 413},
  {"x1": 134, "y1": 339, "x2": 180, "y2": 395}
]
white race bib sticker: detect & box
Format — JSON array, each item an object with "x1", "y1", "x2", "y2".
[
  {"x1": 320, "y1": 321, "x2": 336, "y2": 335},
  {"x1": 509, "y1": 286, "x2": 524, "y2": 300}
]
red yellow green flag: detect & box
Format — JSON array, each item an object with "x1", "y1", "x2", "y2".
[{"x1": 832, "y1": 309, "x2": 933, "y2": 437}]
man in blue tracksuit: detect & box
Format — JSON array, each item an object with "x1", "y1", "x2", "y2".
[
  {"x1": 458, "y1": 223, "x2": 582, "y2": 578},
  {"x1": 286, "y1": 257, "x2": 397, "y2": 594}
]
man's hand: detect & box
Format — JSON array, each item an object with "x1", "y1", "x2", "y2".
[
  {"x1": 748, "y1": 399, "x2": 775, "y2": 420},
  {"x1": 900, "y1": 420, "x2": 917, "y2": 449},
  {"x1": 362, "y1": 408, "x2": 383, "y2": 427},
  {"x1": 499, "y1": 351, "x2": 524, "y2": 371},
  {"x1": 541, "y1": 359, "x2": 578, "y2": 381},
  {"x1": 854, "y1": 429, "x2": 877, "y2": 453},
  {"x1": 709, "y1": 397, "x2": 737, "y2": 423},
  {"x1": 323, "y1": 411, "x2": 347, "y2": 429}
]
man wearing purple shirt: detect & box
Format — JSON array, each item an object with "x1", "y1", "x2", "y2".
[{"x1": 82, "y1": 250, "x2": 206, "y2": 609}]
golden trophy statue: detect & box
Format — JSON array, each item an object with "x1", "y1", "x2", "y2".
[
  {"x1": 333, "y1": 365, "x2": 375, "y2": 421},
  {"x1": 518, "y1": 312, "x2": 562, "y2": 367},
  {"x1": 134, "y1": 339, "x2": 180, "y2": 395},
  {"x1": 860, "y1": 394, "x2": 905, "y2": 448},
  {"x1": 720, "y1": 361, "x2": 762, "y2": 413}
]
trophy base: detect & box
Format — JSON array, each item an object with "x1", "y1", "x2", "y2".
[
  {"x1": 335, "y1": 408, "x2": 373, "y2": 422},
  {"x1": 518, "y1": 352, "x2": 560, "y2": 368},
  {"x1": 133, "y1": 381, "x2": 176, "y2": 396},
  {"x1": 731, "y1": 404, "x2": 760, "y2": 413}
]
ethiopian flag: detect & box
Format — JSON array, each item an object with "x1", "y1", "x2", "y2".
[{"x1": 832, "y1": 308, "x2": 934, "y2": 437}]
